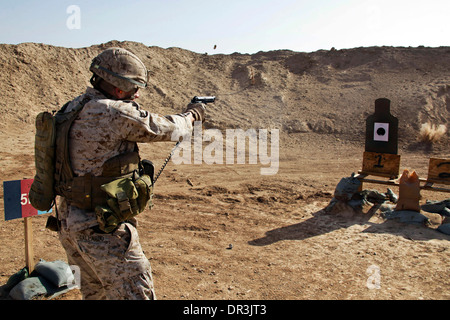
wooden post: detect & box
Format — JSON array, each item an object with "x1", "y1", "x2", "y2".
[{"x1": 24, "y1": 217, "x2": 34, "y2": 273}]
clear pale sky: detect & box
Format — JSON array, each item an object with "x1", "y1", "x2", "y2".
[{"x1": 0, "y1": 0, "x2": 448, "y2": 54}]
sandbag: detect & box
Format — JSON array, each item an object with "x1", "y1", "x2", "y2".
[
  {"x1": 384, "y1": 209, "x2": 429, "y2": 225},
  {"x1": 9, "y1": 276, "x2": 51, "y2": 300},
  {"x1": 421, "y1": 199, "x2": 450, "y2": 216},
  {"x1": 2, "y1": 267, "x2": 28, "y2": 292},
  {"x1": 437, "y1": 223, "x2": 450, "y2": 235},
  {"x1": 35, "y1": 259, "x2": 73, "y2": 288},
  {"x1": 8, "y1": 260, "x2": 77, "y2": 300},
  {"x1": 333, "y1": 174, "x2": 361, "y2": 202}
]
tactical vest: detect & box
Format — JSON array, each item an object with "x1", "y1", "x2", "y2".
[
  {"x1": 53, "y1": 98, "x2": 146, "y2": 211},
  {"x1": 31, "y1": 97, "x2": 151, "y2": 213}
]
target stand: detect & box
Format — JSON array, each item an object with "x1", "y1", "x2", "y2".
[
  {"x1": 355, "y1": 98, "x2": 401, "y2": 190},
  {"x1": 355, "y1": 151, "x2": 401, "y2": 191},
  {"x1": 421, "y1": 158, "x2": 450, "y2": 193},
  {"x1": 354, "y1": 98, "x2": 450, "y2": 193}
]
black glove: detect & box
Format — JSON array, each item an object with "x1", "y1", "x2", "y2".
[{"x1": 184, "y1": 103, "x2": 206, "y2": 122}]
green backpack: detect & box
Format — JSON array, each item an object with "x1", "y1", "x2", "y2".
[{"x1": 29, "y1": 98, "x2": 90, "y2": 212}]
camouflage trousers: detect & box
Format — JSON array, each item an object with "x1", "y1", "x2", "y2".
[{"x1": 58, "y1": 222, "x2": 156, "y2": 300}]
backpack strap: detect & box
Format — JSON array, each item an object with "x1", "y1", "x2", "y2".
[{"x1": 54, "y1": 97, "x2": 91, "y2": 197}]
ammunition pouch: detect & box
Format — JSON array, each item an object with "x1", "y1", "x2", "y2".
[{"x1": 95, "y1": 174, "x2": 153, "y2": 233}]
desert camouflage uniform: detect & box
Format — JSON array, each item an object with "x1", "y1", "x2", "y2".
[{"x1": 57, "y1": 87, "x2": 193, "y2": 300}]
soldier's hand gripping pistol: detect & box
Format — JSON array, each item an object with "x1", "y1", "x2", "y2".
[{"x1": 184, "y1": 96, "x2": 215, "y2": 122}]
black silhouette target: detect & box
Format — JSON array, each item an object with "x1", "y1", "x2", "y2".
[{"x1": 365, "y1": 98, "x2": 398, "y2": 154}]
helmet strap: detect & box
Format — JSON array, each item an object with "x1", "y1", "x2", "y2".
[
  {"x1": 90, "y1": 74, "x2": 137, "y2": 101},
  {"x1": 90, "y1": 74, "x2": 114, "y2": 99}
]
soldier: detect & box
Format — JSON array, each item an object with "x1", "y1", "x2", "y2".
[{"x1": 57, "y1": 47, "x2": 205, "y2": 299}]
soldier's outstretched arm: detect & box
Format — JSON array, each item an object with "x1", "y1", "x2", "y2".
[{"x1": 109, "y1": 99, "x2": 195, "y2": 143}]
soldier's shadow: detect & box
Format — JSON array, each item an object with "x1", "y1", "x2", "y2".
[{"x1": 248, "y1": 202, "x2": 449, "y2": 246}]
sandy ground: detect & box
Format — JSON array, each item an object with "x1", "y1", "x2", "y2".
[{"x1": 0, "y1": 131, "x2": 449, "y2": 300}]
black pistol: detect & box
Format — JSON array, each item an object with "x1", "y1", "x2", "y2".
[{"x1": 191, "y1": 96, "x2": 216, "y2": 104}]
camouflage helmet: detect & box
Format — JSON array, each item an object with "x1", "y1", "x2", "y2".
[{"x1": 89, "y1": 47, "x2": 148, "y2": 92}]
